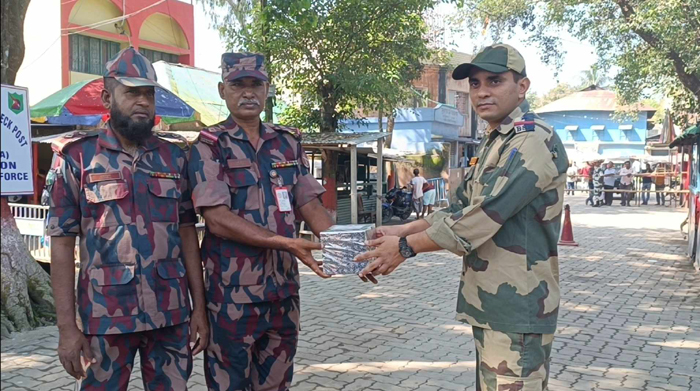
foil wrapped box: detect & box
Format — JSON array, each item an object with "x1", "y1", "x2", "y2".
[{"x1": 321, "y1": 224, "x2": 375, "y2": 275}]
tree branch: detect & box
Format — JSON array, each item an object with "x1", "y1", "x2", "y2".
[
  {"x1": 339, "y1": 2, "x2": 402, "y2": 63},
  {"x1": 615, "y1": 0, "x2": 700, "y2": 98}
]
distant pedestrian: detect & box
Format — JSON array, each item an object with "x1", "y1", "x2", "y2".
[
  {"x1": 603, "y1": 161, "x2": 617, "y2": 206},
  {"x1": 619, "y1": 161, "x2": 634, "y2": 206},
  {"x1": 566, "y1": 162, "x2": 578, "y2": 196},
  {"x1": 592, "y1": 160, "x2": 605, "y2": 207},
  {"x1": 585, "y1": 162, "x2": 595, "y2": 205},
  {"x1": 420, "y1": 180, "x2": 436, "y2": 218},
  {"x1": 654, "y1": 164, "x2": 667, "y2": 206},
  {"x1": 409, "y1": 168, "x2": 428, "y2": 218},
  {"x1": 641, "y1": 163, "x2": 653, "y2": 205},
  {"x1": 631, "y1": 157, "x2": 642, "y2": 174}
]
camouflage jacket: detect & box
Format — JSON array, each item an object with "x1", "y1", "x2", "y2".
[
  {"x1": 188, "y1": 117, "x2": 325, "y2": 307},
  {"x1": 425, "y1": 101, "x2": 568, "y2": 334},
  {"x1": 46, "y1": 126, "x2": 196, "y2": 335}
]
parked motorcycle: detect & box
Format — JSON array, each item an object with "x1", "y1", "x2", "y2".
[{"x1": 382, "y1": 187, "x2": 413, "y2": 224}]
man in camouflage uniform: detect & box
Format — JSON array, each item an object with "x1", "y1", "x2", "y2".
[
  {"x1": 356, "y1": 44, "x2": 568, "y2": 390},
  {"x1": 188, "y1": 53, "x2": 340, "y2": 391},
  {"x1": 47, "y1": 47, "x2": 208, "y2": 390}
]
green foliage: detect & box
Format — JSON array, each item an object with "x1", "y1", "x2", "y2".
[
  {"x1": 579, "y1": 64, "x2": 610, "y2": 89},
  {"x1": 201, "y1": 0, "x2": 437, "y2": 132},
  {"x1": 452, "y1": 0, "x2": 699, "y2": 127}
]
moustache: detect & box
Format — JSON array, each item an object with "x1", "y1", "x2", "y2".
[{"x1": 238, "y1": 99, "x2": 260, "y2": 107}]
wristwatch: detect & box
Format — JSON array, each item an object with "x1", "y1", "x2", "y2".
[{"x1": 398, "y1": 237, "x2": 417, "y2": 259}]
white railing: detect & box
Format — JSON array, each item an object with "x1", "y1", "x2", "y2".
[
  {"x1": 9, "y1": 203, "x2": 51, "y2": 262},
  {"x1": 10, "y1": 203, "x2": 48, "y2": 221},
  {"x1": 26, "y1": 236, "x2": 51, "y2": 262}
]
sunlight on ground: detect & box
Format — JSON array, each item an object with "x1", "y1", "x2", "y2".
[
  {"x1": 439, "y1": 324, "x2": 472, "y2": 334},
  {"x1": 650, "y1": 340, "x2": 700, "y2": 349},
  {"x1": 561, "y1": 302, "x2": 603, "y2": 313},
  {"x1": 298, "y1": 360, "x2": 478, "y2": 374},
  {"x1": 0, "y1": 354, "x2": 52, "y2": 370}
]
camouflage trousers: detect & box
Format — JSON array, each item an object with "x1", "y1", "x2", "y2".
[
  {"x1": 205, "y1": 296, "x2": 300, "y2": 391},
  {"x1": 78, "y1": 323, "x2": 192, "y2": 391},
  {"x1": 473, "y1": 327, "x2": 554, "y2": 391}
]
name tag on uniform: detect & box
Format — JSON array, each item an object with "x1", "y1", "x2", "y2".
[
  {"x1": 469, "y1": 157, "x2": 479, "y2": 167},
  {"x1": 274, "y1": 188, "x2": 292, "y2": 212},
  {"x1": 88, "y1": 172, "x2": 123, "y2": 183}
]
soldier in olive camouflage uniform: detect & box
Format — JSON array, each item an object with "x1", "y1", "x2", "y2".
[
  {"x1": 188, "y1": 52, "x2": 335, "y2": 391},
  {"x1": 356, "y1": 44, "x2": 568, "y2": 391},
  {"x1": 47, "y1": 47, "x2": 208, "y2": 391}
]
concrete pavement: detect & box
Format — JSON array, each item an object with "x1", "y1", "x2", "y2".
[{"x1": 1, "y1": 198, "x2": 698, "y2": 391}]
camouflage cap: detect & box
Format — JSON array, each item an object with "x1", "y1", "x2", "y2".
[
  {"x1": 452, "y1": 44, "x2": 527, "y2": 80},
  {"x1": 221, "y1": 53, "x2": 269, "y2": 82},
  {"x1": 104, "y1": 46, "x2": 161, "y2": 88}
]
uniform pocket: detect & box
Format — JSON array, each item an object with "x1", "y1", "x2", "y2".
[
  {"x1": 84, "y1": 181, "x2": 132, "y2": 227},
  {"x1": 225, "y1": 168, "x2": 261, "y2": 211},
  {"x1": 155, "y1": 258, "x2": 189, "y2": 311},
  {"x1": 496, "y1": 376, "x2": 544, "y2": 391},
  {"x1": 89, "y1": 264, "x2": 138, "y2": 318},
  {"x1": 220, "y1": 255, "x2": 265, "y2": 286},
  {"x1": 147, "y1": 178, "x2": 181, "y2": 223}
]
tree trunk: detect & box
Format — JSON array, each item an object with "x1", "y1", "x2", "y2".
[
  {"x1": 1, "y1": 0, "x2": 55, "y2": 339},
  {"x1": 615, "y1": 0, "x2": 700, "y2": 102},
  {"x1": 261, "y1": 0, "x2": 274, "y2": 122},
  {"x1": 319, "y1": 83, "x2": 339, "y2": 219},
  {"x1": 1, "y1": 0, "x2": 30, "y2": 86},
  {"x1": 386, "y1": 110, "x2": 395, "y2": 148},
  {"x1": 1, "y1": 199, "x2": 56, "y2": 339},
  {"x1": 320, "y1": 150, "x2": 339, "y2": 221}
]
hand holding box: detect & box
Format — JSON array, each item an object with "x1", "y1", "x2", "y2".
[{"x1": 320, "y1": 224, "x2": 374, "y2": 275}]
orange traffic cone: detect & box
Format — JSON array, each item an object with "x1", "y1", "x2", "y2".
[{"x1": 558, "y1": 204, "x2": 578, "y2": 246}]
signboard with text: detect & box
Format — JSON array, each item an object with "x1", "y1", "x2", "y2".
[
  {"x1": 1, "y1": 84, "x2": 34, "y2": 196},
  {"x1": 434, "y1": 105, "x2": 464, "y2": 126}
]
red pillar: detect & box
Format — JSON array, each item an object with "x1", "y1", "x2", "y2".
[
  {"x1": 32, "y1": 144, "x2": 40, "y2": 205},
  {"x1": 321, "y1": 178, "x2": 338, "y2": 217}
]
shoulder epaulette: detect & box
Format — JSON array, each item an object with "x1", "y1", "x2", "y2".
[
  {"x1": 51, "y1": 130, "x2": 98, "y2": 154},
  {"x1": 269, "y1": 123, "x2": 302, "y2": 139},
  {"x1": 513, "y1": 112, "x2": 537, "y2": 134},
  {"x1": 155, "y1": 131, "x2": 190, "y2": 151},
  {"x1": 198, "y1": 128, "x2": 224, "y2": 145},
  {"x1": 528, "y1": 112, "x2": 554, "y2": 134}
]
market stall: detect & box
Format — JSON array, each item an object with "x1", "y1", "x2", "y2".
[{"x1": 669, "y1": 124, "x2": 700, "y2": 270}]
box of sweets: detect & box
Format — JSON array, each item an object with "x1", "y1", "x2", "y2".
[{"x1": 320, "y1": 224, "x2": 375, "y2": 275}]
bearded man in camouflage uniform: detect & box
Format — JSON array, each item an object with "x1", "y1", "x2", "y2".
[
  {"x1": 47, "y1": 47, "x2": 208, "y2": 390},
  {"x1": 356, "y1": 44, "x2": 568, "y2": 391}
]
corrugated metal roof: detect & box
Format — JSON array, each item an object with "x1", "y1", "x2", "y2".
[
  {"x1": 536, "y1": 88, "x2": 656, "y2": 114},
  {"x1": 301, "y1": 132, "x2": 390, "y2": 146}
]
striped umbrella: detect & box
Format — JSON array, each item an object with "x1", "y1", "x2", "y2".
[{"x1": 30, "y1": 77, "x2": 199, "y2": 127}]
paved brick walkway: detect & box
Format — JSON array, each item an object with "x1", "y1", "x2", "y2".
[{"x1": 2, "y1": 198, "x2": 698, "y2": 391}]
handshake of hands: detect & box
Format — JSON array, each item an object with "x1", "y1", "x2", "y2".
[{"x1": 290, "y1": 225, "x2": 410, "y2": 285}]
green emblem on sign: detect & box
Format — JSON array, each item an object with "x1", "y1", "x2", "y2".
[{"x1": 8, "y1": 92, "x2": 24, "y2": 115}]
